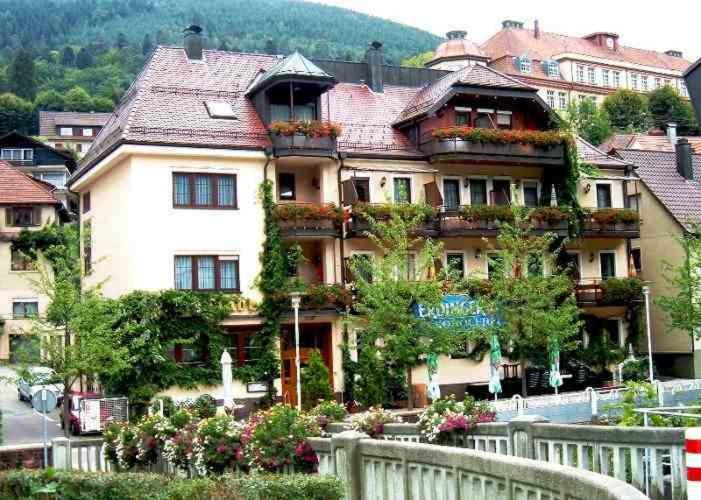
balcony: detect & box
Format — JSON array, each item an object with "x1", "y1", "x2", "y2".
[
  {"x1": 580, "y1": 208, "x2": 640, "y2": 238},
  {"x1": 275, "y1": 283, "x2": 352, "y2": 313},
  {"x1": 574, "y1": 277, "x2": 643, "y2": 307},
  {"x1": 268, "y1": 121, "x2": 339, "y2": 158},
  {"x1": 6, "y1": 159, "x2": 36, "y2": 167},
  {"x1": 345, "y1": 203, "x2": 440, "y2": 238},
  {"x1": 420, "y1": 128, "x2": 567, "y2": 166},
  {"x1": 440, "y1": 206, "x2": 570, "y2": 237},
  {"x1": 273, "y1": 203, "x2": 342, "y2": 239}
]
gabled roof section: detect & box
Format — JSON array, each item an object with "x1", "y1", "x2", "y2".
[
  {"x1": 601, "y1": 133, "x2": 701, "y2": 155},
  {"x1": 0, "y1": 160, "x2": 59, "y2": 205},
  {"x1": 246, "y1": 51, "x2": 336, "y2": 96},
  {"x1": 394, "y1": 64, "x2": 536, "y2": 125},
  {"x1": 576, "y1": 137, "x2": 632, "y2": 169},
  {"x1": 0, "y1": 130, "x2": 77, "y2": 166},
  {"x1": 38, "y1": 111, "x2": 112, "y2": 136},
  {"x1": 619, "y1": 149, "x2": 701, "y2": 230}
]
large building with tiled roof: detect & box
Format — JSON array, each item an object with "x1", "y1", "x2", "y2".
[
  {"x1": 426, "y1": 20, "x2": 691, "y2": 112},
  {"x1": 70, "y1": 27, "x2": 642, "y2": 407},
  {"x1": 39, "y1": 111, "x2": 112, "y2": 159},
  {"x1": 0, "y1": 160, "x2": 64, "y2": 361}
]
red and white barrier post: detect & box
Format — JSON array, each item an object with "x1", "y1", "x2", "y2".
[{"x1": 686, "y1": 427, "x2": 701, "y2": 498}]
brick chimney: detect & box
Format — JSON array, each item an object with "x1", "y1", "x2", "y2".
[
  {"x1": 502, "y1": 20, "x2": 525, "y2": 29},
  {"x1": 184, "y1": 25, "x2": 203, "y2": 60},
  {"x1": 534, "y1": 20, "x2": 540, "y2": 39},
  {"x1": 676, "y1": 138, "x2": 694, "y2": 180},
  {"x1": 365, "y1": 41, "x2": 384, "y2": 93}
]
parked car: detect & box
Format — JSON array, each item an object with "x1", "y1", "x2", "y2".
[
  {"x1": 59, "y1": 391, "x2": 129, "y2": 436},
  {"x1": 16, "y1": 367, "x2": 64, "y2": 408}
]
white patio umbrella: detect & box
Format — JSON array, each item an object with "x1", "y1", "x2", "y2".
[
  {"x1": 220, "y1": 350, "x2": 234, "y2": 409},
  {"x1": 427, "y1": 352, "x2": 441, "y2": 401},
  {"x1": 548, "y1": 337, "x2": 563, "y2": 394},
  {"x1": 488, "y1": 335, "x2": 502, "y2": 400}
]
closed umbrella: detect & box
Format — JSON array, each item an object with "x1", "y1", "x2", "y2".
[
  {"x1": 427, "y1": 352, "x2": 441, "y2": 401},
  {"x1": 550, "y1": 184, "x2": 558, "y2": 207},
  {"x1": 488, "y1": 335, "x2": 502, "y2": 400},
  {"x1": 548, "y1": 337, "x2": 563, "y2": 394}
]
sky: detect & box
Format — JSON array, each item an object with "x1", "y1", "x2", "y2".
[{"x1": 314, "y1": 0, "x2": 700, "y2": 62}]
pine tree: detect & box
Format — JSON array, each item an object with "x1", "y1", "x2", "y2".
[
  {"x1": 141, "y1": 34, "x2": 154, "y2": 55},
  {"x1": 301, "y1": 349, "x2": 333, "y2": 410},
  {"x1": 7, "y1": 48, "x2": 37, "y2": 101},
  {"x1": 116, "y1": 32, "x2": 129, "y2": 49},
  {"x1": 75, "y1": 47, "x2": 94, "y2": 69},
  {"x1": 61, "y1": 46, "x2": 75, "y2": 66},
  {"x1": 34, "y1": 90, "x2": 65, "y2": 111},
  {"x1": 264, "y1": 39, "x2": 278, "y2": 55},
  {"x1": 64, "y1": 86, "x2": 93, "y2": 112}
]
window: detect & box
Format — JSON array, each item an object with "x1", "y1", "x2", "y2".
[
  {"x1": 83, "y1": 220, "x2": 92, "y2": 274},
  {"x1": 353, "y1": 178, "x2": 370, "y2": 203},
  {"x1": 497, "y1": 111, "x2": 512, "y2": 129},
  {"x1": 82, "y1": 192, "x2": 91, "y2": 214},
  {"x1": 587, "y1": 67, "x2": 596, "y2": 85},
  {"x1": 606, "y1": 37, "x2": 615, "y2": 49},
  {"x1": 11, "y1": 248, "x2": 34, "y2": 271},
  {"x1": 602, "y1": 69, "x2": 610, "y2": 87},
  {"x1": 446, "y1": 253, "x2": 465, "y2": 279},
  {"x1": 492, "y1": 180, "x2": 511, "y2": 206},
  {"x1": 405, "y1": 253, "x2": 416, "y2": 281},
  {"x1": 665, "y1": 79, "x2": 671, "y2": 87},
  {"x1": 563, "y1": 252, "x2": 581, "y2": 279},
  {"x1": 455, "y1": 107, "x2": 471, "y2": 126},
  {"x1": 474, "y1": 109, "x2": 496, "y2": 129},
  {"x1": 631, "y1": 248, "x2": 642, "y2": 274},
  {"x1": 349, "y1": 252, "x2": 373, "y2": 283},
  {"x1": 543, "y1": 60, "x2": 559, "y2": 78},
  {"x1": 604, "y1": 319, "x2": 622, "y2": 346},
  {"x1": 469, "y1": 179, "x2": 487, "y2": 205},
  {"x1": 517, "y1": 56, "x2": 531, "y2": 73},
  {"x1": 681, "y1": 82, "x2": 689, "y2": 98},
  {"x1": 278, "y1": 173, "x2": 296, "y2": 201},
  {"x1": 558, "y1": 92, "x2": 567, "y2": 110},
  {"x1": 523, "y1": 181, "x2": 539, "y2": 208},
  {"x1": 174, "y1": 255, "x2": 240, "y2": 292},
  {"x1": 82, "y1": 128, "x2": 93, "y2": 137},
  {"x1": 205, "y1": 101, "x2": 236, "y2": 119},
  {"x1": 655, "y1": 77, "x2": 662, "y2": 89},
  {"x1": 613, "y1": 71, "x2": 621, "y2": 88},
  {"x1": 226, "y1": 331, "x2": 262, "y2": 367},
  {"x1": 1, "y1": 149, "x2": 33, "y2": 162},
  {"x1": 600, "y1": 252, "x2": 616, "y2": 279},
  {"x1": 627, "y1": 193, "x2": 640, "y2": 212},
  {"x1": 596, "y1": 184, "x2": 612, "y2": 208},
  {"x1": 5, "y1": 207, "x2": 39, "y2": 227},
  {"x1": 33, "y1": 171, "x2": 66, "y2": 189},
  {"x1": 59, "y1": 127, "x2": 73, "y2": 136},
  {"x1": 394, "y1": 177, "x2": 411, "y2": 203},
  {"x1": 13, "y1": 301, "x2": 38, "y2": 319},
  {"x1": 641, "y1": 75, "x2": 648, "y2": 91},
  {"x1": 577, "y1": 65, "x2": 585, "y2": 83},
  {"x1": 172, "y1": 173, "x2": 237, "y2": 208},
  {"x1": 631, "y1": 73, "x2": 638, "y2": 90},
  {"x1": 443, "y1": 179, "x2": 460, "y2": 209},
  {"x1": 546, "y1": 90, "x2": 555, "y2": 108}
]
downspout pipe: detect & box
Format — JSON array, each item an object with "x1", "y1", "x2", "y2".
[{"x1": 337, "y1": 152, "x2": 347, "y2": 285}]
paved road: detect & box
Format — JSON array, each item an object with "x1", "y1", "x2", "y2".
[{"x1": 0, "y1": 366, "x2": 63, "y2": 446}]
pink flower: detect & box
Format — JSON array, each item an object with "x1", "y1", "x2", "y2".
[{"x1": 216, "y1": 444, "x2": 228, "y2": 454}]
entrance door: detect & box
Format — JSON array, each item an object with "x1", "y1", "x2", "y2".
[{"x1": 280, "y1": 323, "x2": 333, "y2": 407}]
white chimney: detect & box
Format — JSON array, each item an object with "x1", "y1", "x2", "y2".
[{"x1": 667, "y1": 122, "x2": 678, "y2": 146}]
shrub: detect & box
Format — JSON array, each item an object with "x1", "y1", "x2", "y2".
[
  {"x1": 431, "y1": 127, "x2": 567, "y2": 148},
  {"x1": 301, "y1": 350, "x2": 334, "y2": 410},
  {"x1": 193, "y1": 394, "x2": 218, "y2": 419},
  {"x1": 350, "y1": 406, "x2": 401, "y2": 438},
  {"x1": 600, "y1": 277, "x2": 643, "y2": 305},
  {"x1": 418, "y1": 395, "x2": 495, "y2": 444},
  {"x1": 269, "y1": 120, "x2": 342, "y2": 138},
  {"x1": 308, "y1": 400, "x2": 347, "y2": 428},
  {"x1": 194, "y1": 416, "x2": 245, "y2": 476},
  {"x1": 163, "y1": 420, "x2": 198, "y2": 473},
  {"x1": 621, "y1": 358, "x2": 654, "y2": 382},
  {"x1": 300, "y1": 283, "x2": 353, "y2": 310},
  {"x1": 232, "y1": 473, "x2": 345, "y2": 500}
]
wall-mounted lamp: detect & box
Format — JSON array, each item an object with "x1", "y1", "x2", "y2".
[
  {"x1": 380, "y1": 176, "x2": 387, "y2": 188},
  {"x1": 463, "y1": 178, "x2": 470, "y2": 189},
  {"x1": 475, "y1": 248, "x2": 482, "y2": 260},
  {"x1": 589, "y1": 252, "x2": 595, "y2": 263},
  {"x1": 584, "y1": 183, "x2": 591, "y2": 194}
]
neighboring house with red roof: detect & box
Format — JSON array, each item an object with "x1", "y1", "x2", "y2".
[
  {"x1": 426, "y1": 20, "x2": 691, "y2": 112},
  {"x1": 0, "y1": 160, "x2": 63, "y2": 361},
  {"x1": 69, "y1": 27, "x2": 641, "y2": 407},
  {"x1": 600, "y1": 126, "x2": 701, "y2": 156},
  {"x1": 614, "y1": 141, "x2": 701, "y2": 377},
  {"x1": 39, "y1": 111, "x2": 112, "y2": 159}
]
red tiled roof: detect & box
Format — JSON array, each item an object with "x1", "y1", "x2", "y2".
[
  {"x1": 482, "y1": 28, "x2": 690, "y2": 73},
  {"x1": 431, "y1": 37, "x2": 487, "y2": 64},
  {"x1": 576, "y1": 137, "x2": 631, "y2": 169},
  {"x1": 0, "y1": 160, "x2": 59, "y2": 205},
  {"x1": 602, "y1": 133, "x2": 701, "y2": 154},
  {"x1": 619, "y1": 149, "x2": 701, "y2": 230}
]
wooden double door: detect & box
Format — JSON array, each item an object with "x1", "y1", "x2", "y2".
[{"x1": 280, "y1": 322, "x2": 333, "y2": 407}]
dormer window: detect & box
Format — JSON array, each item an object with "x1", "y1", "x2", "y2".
[
  {"x1": 269, "y1": 83, "x2": 318, "y2": 122},
  {"x1": 516, "y1": 55, "x2": 531, "y2": 74},
  {"x1": 205, "y1": 101, "x2": 236, "y2": 119},
  {"x1": 543, "y1": 60, "x2": 559, "y2": 78},
  {"x1": 606, "y1": 37, "x2": 615, "y2": 49}
]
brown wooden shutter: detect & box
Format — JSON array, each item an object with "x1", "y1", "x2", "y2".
[
  {"x1": 33, "y1": 207, "x2": 42, "y2": 226},
  {"x1": 424, "y1": 181, "x2": 443, "y2": 207},
  {"x1": 341, "y1": 179, "x2": 358, "y2": 205},
  {"x1": 5, "y1": 208, "x2": 13, "y2": 227}
]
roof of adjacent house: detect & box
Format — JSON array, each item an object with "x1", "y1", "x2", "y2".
[
  {"x1": 619, "y1": 149, "x2": 701, "y2": 230},
  {"x1": 0, "y1": 160, "x2": 60, "y2": 205},
  {"x1": 600, "y1": 133, "x2": 701, "y2": 155},
  {"x1": 576, "y1": 137, "x2": 632, "y2": 169},
  {"x1": 481, "y1": 26, "x2": 691, "y2": 76},
  {"x1": 429, "y1": 32, "x2": 488, "y2": 65},
  {"x1": 38, "y1": 111, "x2": 112, "y2": 137}
]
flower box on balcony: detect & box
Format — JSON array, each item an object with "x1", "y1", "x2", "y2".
[
  {"x1": 581, "y1": 208, "x2": 640, "y2": 236},
  {"x1": 348, "y1": 203, "x2": 440, "y2": 237},
  {"x1": 269, "y1": 120, "x2": 340, "y2": 157},
  {"x1": 274, "y1": 203, "x2": 343, "y2": 238}
]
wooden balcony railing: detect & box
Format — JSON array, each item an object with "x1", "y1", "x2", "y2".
[
  {"x1": 273, "y1": 202, "x2": 343, "y2": 238},
  {"x1": 269, "y1": 133, "x2": 337, "y2": 158},
  {"x1": 574, "y1": 277, "x2": 643, "y2": 306}
]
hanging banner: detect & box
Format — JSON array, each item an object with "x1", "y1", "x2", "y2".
[{"x1": 413, "y1": 294, "x2": 497, "y2": 329}]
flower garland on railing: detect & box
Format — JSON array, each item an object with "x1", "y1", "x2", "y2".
[
  {"x1": 269, "y1": 120, "x2": 342, "y2": 138},
  {"x1": 273, "y1": 203, "x2": 344, "y2": 223},
  {"x1": 418, "y1": 395, "x2": 496, "y2": 444},
  {"x1": 586, "y1": 208, "x2": 640, "y2": 225},
  {"x1": 457, "y1": 205, "x2": 570, "y2": 224},
  {"x1": 431, "y1": 127, "x2": 567, "y2": 148}
]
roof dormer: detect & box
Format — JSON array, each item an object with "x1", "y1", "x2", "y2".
[{"x1": 584, "y1": 32, "x2": 619, "y2": 51}]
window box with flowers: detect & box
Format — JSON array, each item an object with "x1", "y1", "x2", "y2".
[
  {"x1": 422, "y1": 127, "x2": 566, "y2": 165},
  {"x1": 268, "y1": 120, "x2": 341, "y2": 157},
  {"x1": 273, "y1": 202, "x2": 343, "y2": 238},
  {"x1": 581, "y1": 208, "x2": 640, "y2": 236},
  {"x1": 348, "y1": 202, "x2": 439, "y2": 237}
]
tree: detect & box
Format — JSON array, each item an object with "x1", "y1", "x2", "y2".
[
  {"x1": 61, "y1": 46, "x2": 75, "y2": 66},
  {"x1": 301, "y1": 349, "x2": 333, "y2": 410},
  {"x1": 116, "y1": 32, "x2": 129, "y2": 50},
  {"x1": 602, "y1": 89, "x2": 650, "y2": 132},
  {"x1": 75, "y1": 47, "x2": 94, "y2": 69},
  {"x1": 34, "y1": 90, "x2": 65, "y2": 111},
  {"x1": 7, "y1": 48, "x2": 37, "y2": 101},
  {"x1": 141, "y1": 34, "x2": 154, "y2": 56},
  {"x1": 474, "y1": 206, "x2": 581, "y2": 396},
  {"x1": 0, "y1": 92, "x2": 35, "y2": 135},
  {"x1": 657, "y1": 224, "x2": 701, "y2": 341},
  {"x1": 264, "y1": 39, "x2": 278, "y2": 55},
  {"x1": 350, "y1": 203, "x2": 460, "y2": 409},
  {"x1": 401, "y1": 51, "x2": 434, "y2": 68},
  {"x1": 564, "y1": 98, "x2": 613, "y2": 145},
  {"x1": 648, "y1": 86, "x2": 699, "y2": 135},
  {"x1": 64, "y1": 86, "x2": 93, "y2": 111},
  {"x1": 90, "y1": 96, "x2": 115, "y2": 112}
]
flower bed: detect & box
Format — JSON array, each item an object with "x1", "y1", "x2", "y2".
[
  {"x1": 350, "y1": 406, "x2": 402, "y2": 439},
  {"x1": 269, "y1": 120, "x2": 342, "y2": 138},
  {"x1": 418, "y1": 395, "x2": 496, "y2": 444},
  {"x1": 273, "y1": 203, "x2": 344, "y2": 223},
  {"x1": 431, "y1": 127, "x2": 567, "y2": 148}
]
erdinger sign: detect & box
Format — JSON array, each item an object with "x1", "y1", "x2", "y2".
[{"x1": 413, "y1": 294, "x2": 497, "y2": 329}]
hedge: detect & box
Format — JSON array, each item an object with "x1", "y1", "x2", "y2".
[{"x1": 0, "y1": 470, "x2": 345, "y2": 500}]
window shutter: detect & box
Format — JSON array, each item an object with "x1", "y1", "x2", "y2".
[
  {"x1": 33, "y1": 207, "x2": 42, "y2": 226},
  {"x1": 424, "y1": 181, "x2": 443, "y2": 207},
  {"x1": 5, "y1": 208, "x2": 13, "y2": 227},
  {"x1": 341, "y1": 179, "x2": 358, "y2": 205}
]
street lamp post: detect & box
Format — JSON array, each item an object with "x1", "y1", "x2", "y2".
[
  {"x1": 643, "y1": 286, "x2": 654, "y2": 383},
  {"x1": 290, "y1": 291, "x2": 302, "y2": 411}
]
